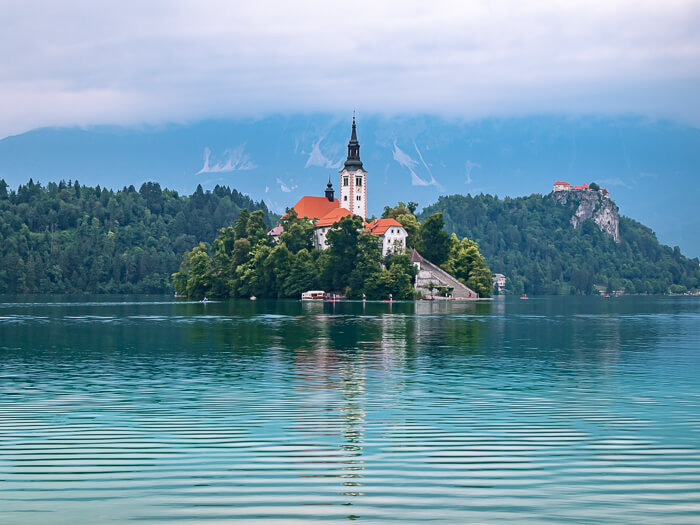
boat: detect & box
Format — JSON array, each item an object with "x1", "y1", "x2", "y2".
[
  {"x1": 250, "y1": 295, "x2": 257, "y2": 301},
  {"x1": 520, "y1": 293, "x2": 528, "y2": 300},
  {"x1": 301, "y1": 290, "x2": 326, "y2": 301}
]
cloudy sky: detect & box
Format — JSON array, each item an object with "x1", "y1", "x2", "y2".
[{"x1": 1, "y1": 0, "x2": 699, "y2": 138}]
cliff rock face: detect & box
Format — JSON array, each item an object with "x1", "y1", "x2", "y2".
[{"x1": 551, "y1": 189, "x2": 620, "y2": 242}]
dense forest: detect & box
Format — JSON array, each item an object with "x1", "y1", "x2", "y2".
[
  {"x1": 0, "y1": 179, "x2": 273, "y2": 293},
  {"x1": 172, "y1": 207, "x2": 492, "y2": 299},
  {"x1": 420, "y1": 193, "x2": 700, "y2": 295},
  {"x1": 3, "y1": 178, "x2": 697, "y2": 297}
]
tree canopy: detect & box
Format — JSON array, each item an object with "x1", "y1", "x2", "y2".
[
  {"x1": 0, "y1": 178, "x2": 273, "y2": 294},
  {"x1": 172, "y1": 213, "x2": 420, "y2": 300}
]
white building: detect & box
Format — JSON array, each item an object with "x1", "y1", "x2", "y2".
[
  {"x1": 492, "y1": 273, "x2": 506, "y2": 293},
  {"x1": 338, "y1": 116, "x2": 367, "y2": 218},
  {"x1": 364, "y1": 218, "x2": 408, "y2": 256}
]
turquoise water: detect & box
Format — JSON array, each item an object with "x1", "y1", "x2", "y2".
[{"x1": 1, "y1": 296, "x2": 699, "y2": 524}]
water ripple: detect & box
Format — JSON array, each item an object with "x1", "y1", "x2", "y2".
[{"x1": 0, "y1": 296, "x2": 699, "y2": 523}]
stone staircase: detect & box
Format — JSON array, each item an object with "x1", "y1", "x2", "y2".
[{"x1": 411, "y1": 249, "x2": 479, "y2": 300}]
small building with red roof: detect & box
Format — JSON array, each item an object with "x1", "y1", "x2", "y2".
[
  {"x1": 364, "y1": 218, "x2": 408, "y2": 256},
  {"x1": 553, "y1": 181, "x2": 572, "y2": 191}
]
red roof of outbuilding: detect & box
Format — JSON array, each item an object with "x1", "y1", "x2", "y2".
[{"x1": 364, "y1": 218, "x2": 403, "y2": 236}]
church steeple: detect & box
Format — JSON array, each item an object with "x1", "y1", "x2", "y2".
[
  {"x1": 339, "y1": 114, "x2": 367, "y2": 218},
  {"x1": 325, "y1": 177, "x2": 334, "y2": 202},
  {"x1": 343, "y1": 115, "x2": 363, "y2": 171}
]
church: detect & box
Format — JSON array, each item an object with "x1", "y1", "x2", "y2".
[{"x1": 268, "y1": 117, "x2": 408, "y2": 257}]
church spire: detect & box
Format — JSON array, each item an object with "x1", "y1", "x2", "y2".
[
  {"x1": 325, "y1": 177, "x2": 334, "y2": 202},
  {"x1": 344, "y1": 115, "x2": 363, "y2": 171}
]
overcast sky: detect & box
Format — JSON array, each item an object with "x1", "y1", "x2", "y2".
[{"x1": 1, "y1": 0, "x2": 699, "y2": 138}]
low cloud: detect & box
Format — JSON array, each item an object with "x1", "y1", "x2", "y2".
[
  {"x1": 197, "y1": 145, "x2": 256, "y2": 174},
  {"x1": 2, "y1": 2, "x2": 699, "y2": 138}
]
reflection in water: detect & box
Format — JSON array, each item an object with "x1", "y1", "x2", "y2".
[{"x1": 0, "y1": 296, "x2": 699, "y2": 524}]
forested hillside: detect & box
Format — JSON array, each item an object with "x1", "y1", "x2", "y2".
[
  {"x1": 0, "y1": 179, "x2": 273, "y2": 293},
  {"x1": 420, "y1": 193, "x2": 700, "y2": 295}
]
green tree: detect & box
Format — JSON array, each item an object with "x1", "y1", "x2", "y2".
[
  {"x1": 245, "y1": 210, "x2": 269, "y2": 245},
  {"x1": 280, "y1": 209, "x2": 315, "y2": 253},
  {"x1": 348, "y1": 232, "x2": 383, "y2": 297},
  {"x1": 172, "y1": 243, "x2": 212, "y2": 298},
  {"x1": 264, "y1": 243, "x2": 293, "y2": 297},
  {"x1": 396, "y1": 213, "x2": 421, "y2": 249},
  {"x1": 324, "y1": 215, "x2": 364, "y2": 291},
  {"x1": 442, "y1": 234, "x2": 492, "y2": 297},
  {"x1": 385, "y1": 253, "x2": 418, "y2": 299},
  {"x1": 382, "y1": 202, "x2": 412, "y2": 219},
  {"x1": 233, "y1": 209, "x2": 250, "y2": 240},
  {"x1": 283, "y1": 249, "x2": 319, "y2": 297},
  {"x1": 420, "y1": 213, "x2": 450, "y2": 265}
]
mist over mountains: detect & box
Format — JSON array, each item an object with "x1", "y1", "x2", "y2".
[{"x1": 1, "y1": 114, "x2": 698, "y2": 257}]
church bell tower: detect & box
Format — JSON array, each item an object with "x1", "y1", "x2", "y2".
[{"x1": 339, "y1": 116, "x2": 367, "y2": 218}]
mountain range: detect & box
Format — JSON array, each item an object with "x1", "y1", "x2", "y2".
[{"x1": 1, "y1": 114, "x2": 698, "y2": 257}]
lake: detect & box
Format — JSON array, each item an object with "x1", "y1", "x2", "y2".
[{"x1": 1, "y1": 296, "x2": 699, "y2": 524}]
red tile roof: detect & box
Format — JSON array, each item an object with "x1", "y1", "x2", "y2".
[
  {"x1": 364, "y1": 218, "x2": 403, "y2": 236},
  {"x1": 554, "y1": 181, "x2": 571, "y2": 186},
  {"x1": 316, "y1": 207, "x2": 353, "y2": 227},
  {"x1": 573, "y1": 184, "x2": 589, "y2": 190},
  {"x1": 285, "y1": 196, "x2": 340, "y2": 220}
]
